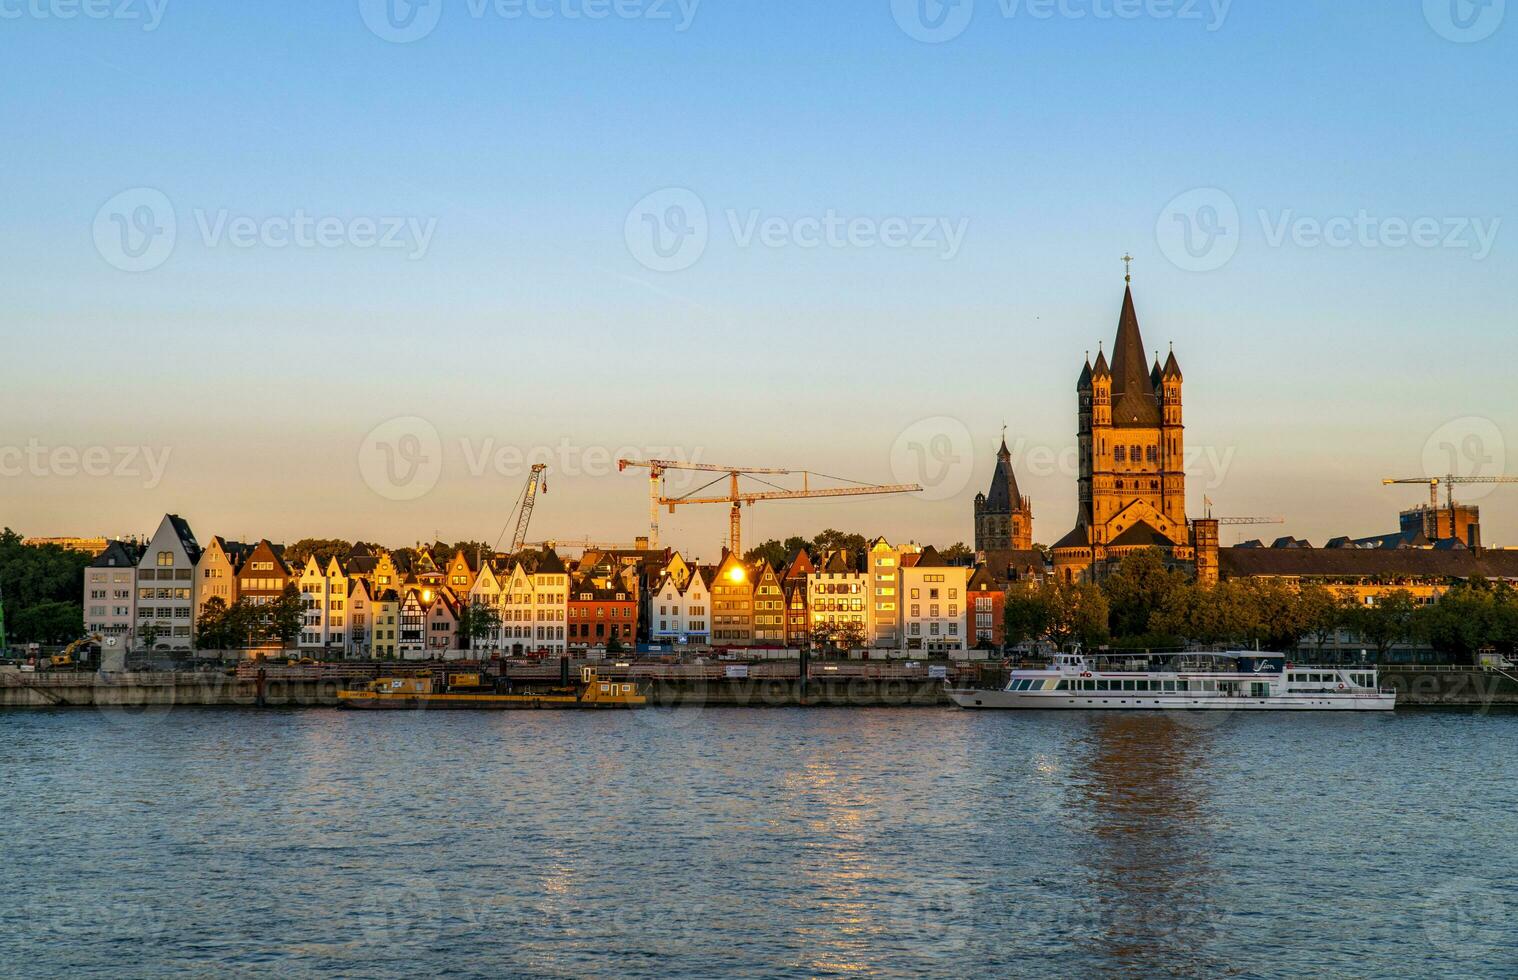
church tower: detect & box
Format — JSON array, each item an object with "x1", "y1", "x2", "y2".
[
  {"x1": 1054, "y1": 263, "x2": 1190, "y2": 582},
  {"x1": 974, "y1": 433, "x2": 1033, "y2": 552}
]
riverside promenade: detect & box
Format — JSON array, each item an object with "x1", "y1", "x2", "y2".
[{"x1": 3, "y1": 661, "x2": 1517, "y2": 710}]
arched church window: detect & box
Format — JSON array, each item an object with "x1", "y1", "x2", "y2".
[
  {"x1": 1146, "y1": 445, "x2": 1158, "y2": 462},
  {"x1": 1114, "y1": 445, "x2": 1126, "y2": 462},
  {"x1": 1130, "y1": 444, "x2": 1141, "y2": 460}
]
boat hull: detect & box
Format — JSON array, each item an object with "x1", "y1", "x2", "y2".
[
  {"x1": 946, "y1": 688, "x2": 1396, "y2": 711},
  {"x1": 337, "y1": 693, "x2": 646, "y2": 710}
]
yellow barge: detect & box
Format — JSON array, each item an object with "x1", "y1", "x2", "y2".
[{"x1": 337, "y1": 667, "x2": 647, "y2": 710}]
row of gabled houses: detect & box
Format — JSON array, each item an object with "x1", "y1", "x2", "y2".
[
  {"x1": 644, "y1": 538, "x2": 1006, "y2": 655},
  {"x1": 83, "y1": 515, "x2": 1016, "y2": 657},
  {"x1": 85, "y1": 514, "x2": 599, "y2": 657}
]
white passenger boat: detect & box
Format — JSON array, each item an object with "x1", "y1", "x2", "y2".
[{"x1": 947, "y1": 650, "x2": 1396, "y2": 711}]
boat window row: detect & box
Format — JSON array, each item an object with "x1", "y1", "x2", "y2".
[{"x1": 1048, "y1": 678, "x2": 1220, "y2": 693}]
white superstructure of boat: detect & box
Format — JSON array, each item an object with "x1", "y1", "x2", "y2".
[{"x1": 947, "y1": 650, "x2": 1396, "y2": 711}]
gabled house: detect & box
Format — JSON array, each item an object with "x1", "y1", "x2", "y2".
[
  {"x1": 135, "y1": 514, "x2": 202, "y2": 651},
  {"x1": 751, "y1": 561, "x2": 785, "y2": 646},
  {"x1": 966, "y1": 564, "x2": 1004, "y2": 650},
  {"x1": 900, "y1": 546, "x2": 968, "y2": 657},
  {"x1": 372, "y1": 589, "x2": 400, "y2": 659},
  {"x1": 347, "y1": 577, "x2": 375, "y2": 658},
  {"x1": 425, "y1": 590, "x2": 460, "y2": 655},
  {"x1": 297, "y1": 555, "x2": 350, "y2": 654},
  {"x1": 84, "y1": 539, "x2": 143, "y2": 646},
  {"x1": 568, "y1": 573, "x2": 638, "y2": 649},
  {"x1": 466, "y1": 562, "x2": 506, "y2": 652},
  {"x1": 808, "y1": 551, "x2": 868, "y2": 646},
  {"x1": 194, "y1": 536, "x2": 248, "y2": 626},
  {"x1": 445, "y1": 548, "x2": 480, "y2": 596},
  {"x1": 711, "y1": 551, "x2": 754, "y2": 646}
]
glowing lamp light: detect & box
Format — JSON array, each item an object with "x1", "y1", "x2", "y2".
[
  {"x1": 421, "y1": 589, "x2": 433, "y2": 602},
  {"x1": 728, "y1": 567, "x2": 746, "y2": 583}
]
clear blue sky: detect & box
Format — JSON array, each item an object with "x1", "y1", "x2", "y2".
[{"x1": 2, "y1": 1, "x2": 1514, "y2": 554}]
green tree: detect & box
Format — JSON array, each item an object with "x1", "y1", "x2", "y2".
[
  {"x1": 744, "y1": 539, "x2": 791, "y2": 570},
  {"x1": 1003, "y1": 587, "x2": 1050, "y2": 647},
  {"x1": 1101, "y1": 548, "x2": 1190, "y2": 640},
  {"x1": 268, "y1": 583, "x2": 305, "y2": 649},
  {"x1": 809, "y1": 621, "x2": 838, "y2": 653},
  {"x1": 1418, "y1": 583, "x2": 1494, "y2": 664},
  {"x1": 1298, "y1": 584, "x2": 1344, "y2": 655},
  {"x1": 457, "y1": 602, "x2": 502, "y2": 650},
  {"x1": 195, "y1": 596, "x2": 232, "y2": 650},
  {"x1": 137, "y1": 622, "x2": 165, "y2": 650},
  {"x1": 1044, "y1": 580, "x2": 1110, "y2": 650},
  {"x1": 1344, "y1": 590, "x2": 1419, "y2": 659},
  {"x1": 812, "y1": 529, "x2": 867, "y2": 558},
  {"x1": 835, "y1": 621, "x2": 868, "y2": 650},
  {"x1": 0, "y1": 529, "x2": 91, "y2": 645},
  {"x1": 939, "y1": 542, "x2": 974, "y2": 565},
  {"x1": 282, "y1": 538, "x2": 354, "y2": 568}
]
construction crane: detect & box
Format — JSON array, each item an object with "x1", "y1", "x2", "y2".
[
  {"x1": 1200, "y1": 498, "x2": 1284, "y2": 526},
  {"x1": 618, "y1": 458, "x2": 921, "y2": 555},
  {"x1": 494, "y1": 464, "x2": 548, "y2": 555},
  {"x1": 523, "y1": 537, "x2": 644, "y2": 554},
  {"x1": 1382, "y1": 475, "x2": 1518, "y2": 539}
]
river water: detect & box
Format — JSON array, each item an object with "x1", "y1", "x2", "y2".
[{"x1": 2, "y1": 705, "x2": 1515, "y2": 978}]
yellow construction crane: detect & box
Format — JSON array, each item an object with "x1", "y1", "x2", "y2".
[
  {"x1": 617, "y1": 458, "x2": 921, "y2": 555},
  {"x1": 1383, "y1": 474, "x2": 1518, "y2": 539}
]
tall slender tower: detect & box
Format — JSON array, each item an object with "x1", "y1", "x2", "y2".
[{"x1": 1053, "y1": 261, "x2": 1190, "y2": 582}]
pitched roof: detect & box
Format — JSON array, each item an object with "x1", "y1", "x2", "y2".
[
  {"x1": 1108, "y1": 521, "x2": 1170, "y2": 548},
  {"x1": 165, "y1": 514, "x2": 202, "y2": 564},
  {"x1": 1077, "y1": 358, "x2": 1092, "y2": 391},
  {"x1": 783, "y1": 549, "x2": 816, "y2": 581},
  {"x1": 913, "y1": 545, "x2": 947, "y2": 568},
  {"x1": 91, "y1": 539, "x2": 142, "y2": 568},
  {"x1": 1220, "y1": 547, "x2": 1518, "y2": 581},
  {"x1": 1162, "y1": 348, "x2": 1183, "y2": 382},
  {"x1": 1091, "y1": 349, "x2": 1110, "y2": 379},
  {"x1": 983, "y1": 439, "x2": 1023, "y2": 512},
  {"x1": 967, "y1": 564, "x2": 996, "y2": 591},
  {"x1": 980, "y1": 548, "x2": 1048, "y2": 584},
  {"x1": 1108, "y1": 285, "x2": 1162, "y2": 428},
  {"x1": 1052, "y1": 524, "x2": 1091, "y2": 550},
  {"x1": 536, "y1": 548, "x2": 567, "y2": 575},
  {"x1": 822, "y1": 551, "x2": 851, "y2": 574}
]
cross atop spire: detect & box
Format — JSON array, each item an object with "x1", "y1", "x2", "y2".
[{"x1": 1122, "y1": 252, "x2": 1134, "y2": 283}]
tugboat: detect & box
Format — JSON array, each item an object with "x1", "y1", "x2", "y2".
[
  {"x1": 338, "y1": 666, "x2": 647, "y2": 709},
  {"x1": 947, "y1": 649, "x2": 1396, "y2": 711}
]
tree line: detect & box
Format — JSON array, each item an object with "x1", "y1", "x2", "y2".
[
  {"x1": 1003, "y1": 548, "x2": 1518, "y2": 663},
  {"x1": 0, "y1": 529, "x2": 89, "y2": 645}
]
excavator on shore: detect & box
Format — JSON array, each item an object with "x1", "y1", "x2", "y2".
[{"x1": 46, "y1": 634, "x2": 102, "y2": 671}]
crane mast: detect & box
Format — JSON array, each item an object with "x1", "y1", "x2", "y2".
[{"x1": 494, "y1": 464, "x2": 549, "y2": 556}]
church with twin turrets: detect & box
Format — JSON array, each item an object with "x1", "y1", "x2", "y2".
[
  {"x1": 974, "y1": 432, "x2": 1034, "y2": 553},
  {"x1": 1051, "y1": 276, "x2": 1200, "y2": 583}
]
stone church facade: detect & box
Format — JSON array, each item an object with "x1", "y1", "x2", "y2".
[
  {"x1": 1052, "y1": 282, "x2": 1206, "y2": 583},
  {"x1": 973, "y1": 435, "x2": 1033, "y2": 552}
]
